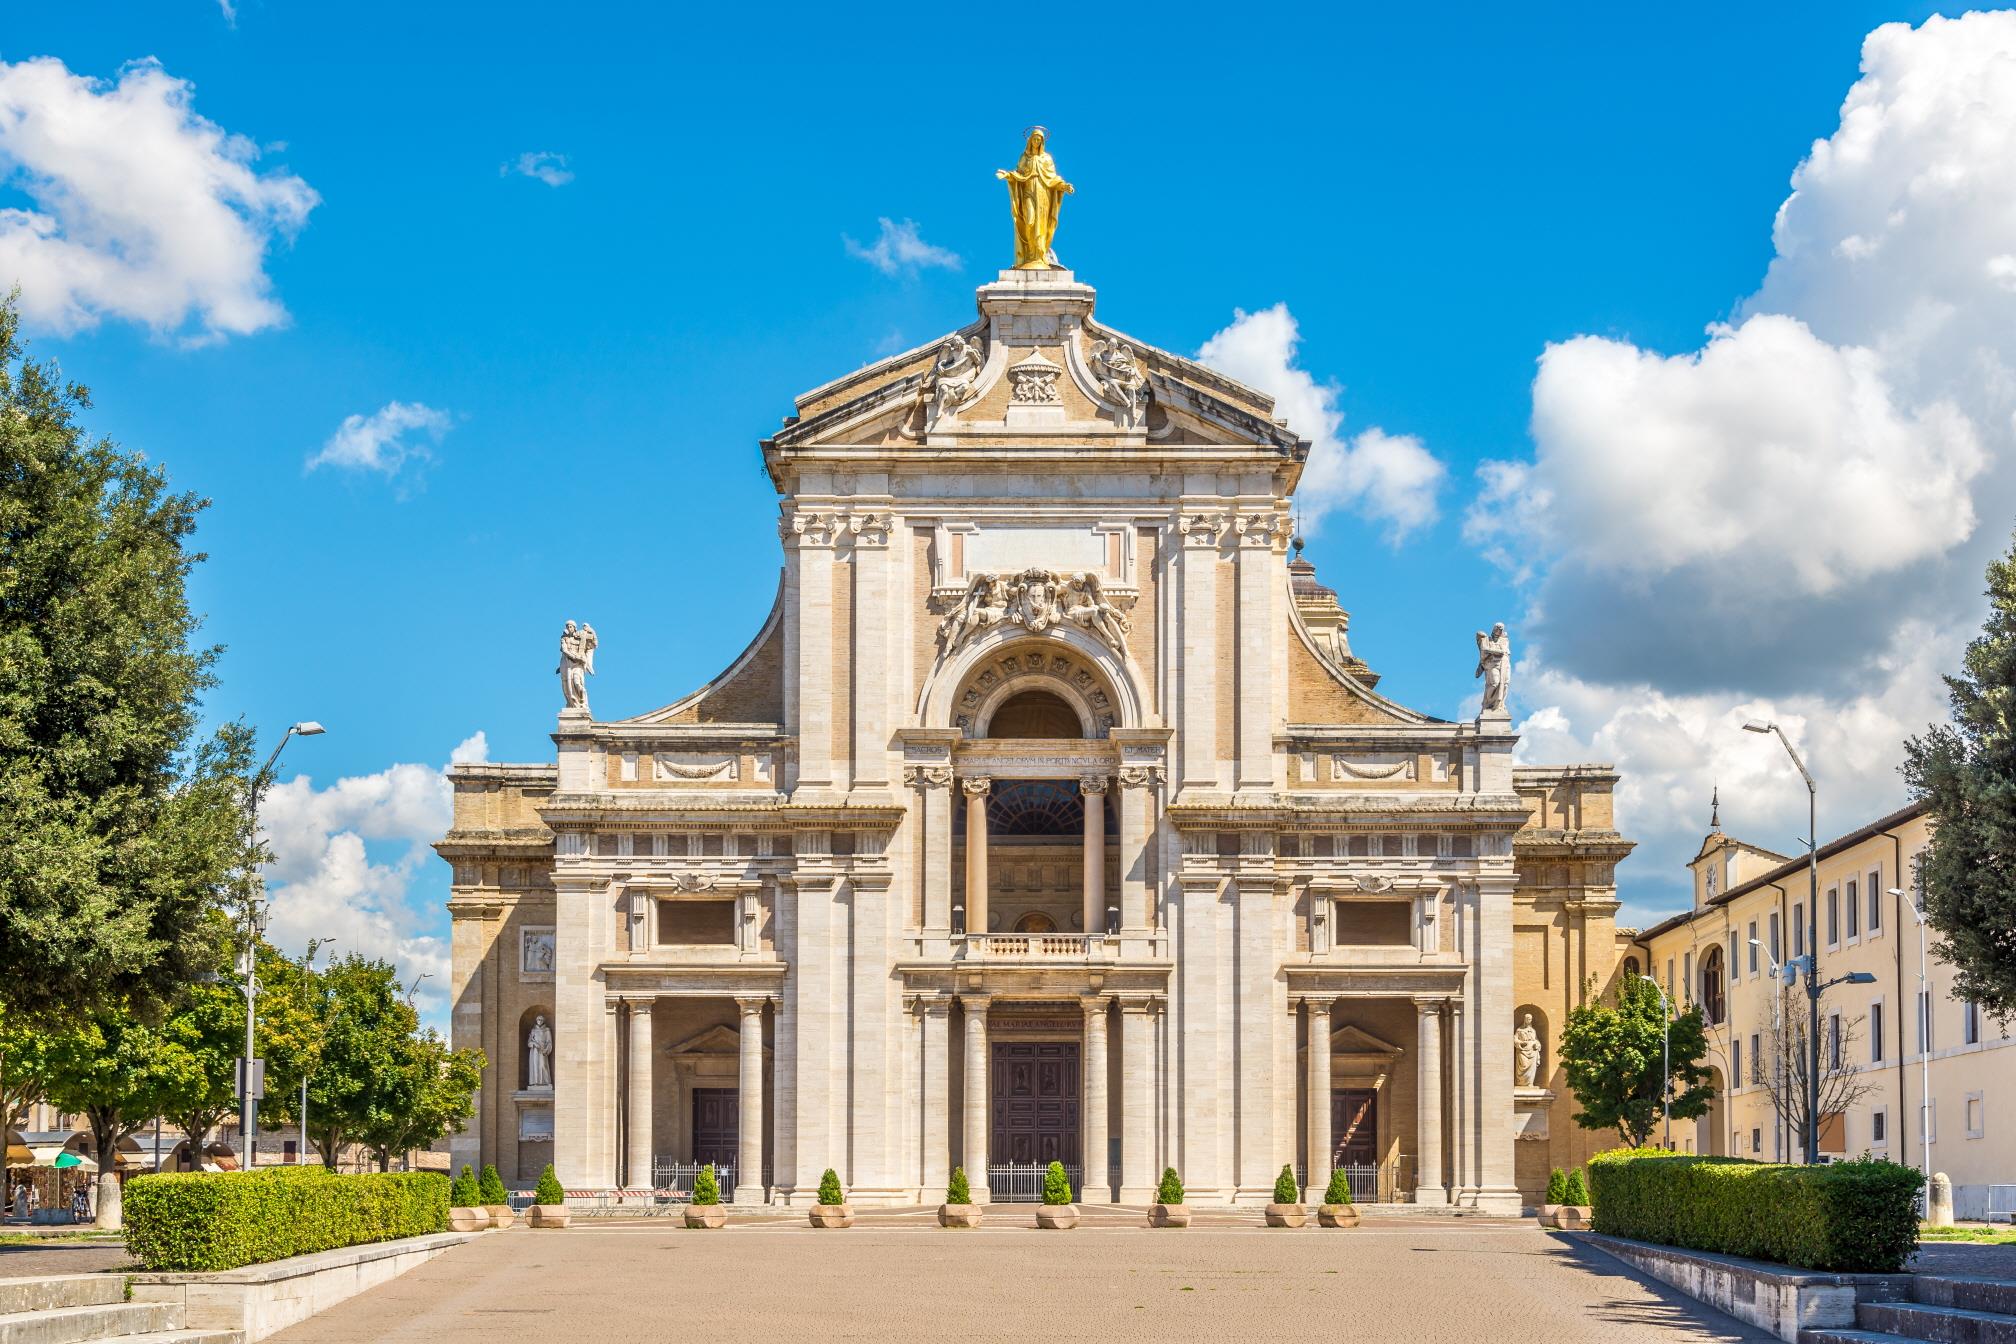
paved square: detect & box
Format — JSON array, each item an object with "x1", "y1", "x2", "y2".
[{"x1": 267, "y1": 1214, "x2": 1772, "y2": 1343}]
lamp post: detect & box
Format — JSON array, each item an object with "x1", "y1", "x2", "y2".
[
  {"x1": 298, "y1": 939, "x2": 335, "y2": 1166},
  {"x1": 1888, "y1": 886, "x2": 1933, "y2": 1182},
  {"x1": 1637, "y1": 974, "x2": 1673, "y2": 1148},
  {"x1": 239, "y1": 721, "x2": 325, "y2": 1168},
  {"x1": 1742, "y1": 720, "x2": 1820, "y2": 1161}
]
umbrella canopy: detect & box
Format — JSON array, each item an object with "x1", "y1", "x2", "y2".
[
  {"x1": 4, "y1": 1143, "x2": 31, "y2": 1165},
  {"x1": 23, "y1": 1145, "x2": 95, "y2": 1170},
  {"x1": 51, "y1": 1152, "x2": 82, "y2": 1169}
]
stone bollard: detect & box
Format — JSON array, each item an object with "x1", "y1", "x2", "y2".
[{"x1": 1928, "y1": 1172, "x2": 1955, "y2": 1228}]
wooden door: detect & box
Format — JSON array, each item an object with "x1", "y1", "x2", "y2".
[
  {"x1": 1332, "y1": 1088, "x2": 1378, "y2": 1167},
  {"x1": 990, "y1": 1042, "x2": 1080, "y2": 1166},
  {"x1": 691, "y1": 1088, "x2": 739, "y2": 1170}
]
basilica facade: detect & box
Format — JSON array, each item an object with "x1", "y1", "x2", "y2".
[{"x1": 440, "y1": 260, "x2": 1637, "y2": 1210}]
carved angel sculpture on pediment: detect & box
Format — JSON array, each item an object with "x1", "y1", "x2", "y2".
[
  {"x1": 919, "y1": 334, "x2": 984, "y2": 433},
  {"x1": 1089, "y1": 337, "x2": 1148, "y2": 428},
  {"x1": 937, "y1": 568, "x2": 1130, "y2": 655}
]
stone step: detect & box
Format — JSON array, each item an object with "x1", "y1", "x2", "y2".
[
  {"x1": 1918, "y1": 1278, "x2": 2016, "y2": 1318},
  {"x1": 1857, "y1": 1299, "x2": 2016, "y2": 1344},
  {"x1": 122, "y1": 1333, "x2": 242, "y2": 1344},
  {"x1": 0, "y1": 1301, "x2": 182, "y2": 1344},
  {"x1": 0, "y1": 1282, "x2": 124, "y2": 1317},
  {"x1": 1797, "y1": 1330, "x2": 1927, "y2": 1344}
]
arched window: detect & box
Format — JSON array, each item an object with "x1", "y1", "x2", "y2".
[
  {"x1": 987, "y1": 690, "x2": 1083, "y2": 739},
  {"x1": 1622, "y1": 955, "x2": 1642, "y2": 983},
  {"x1": 1699, "y1": 946, "x2": 1726, "y2": 1026},
  {"x1": 1013, "y1": 911, "x2": 1058, "y2": 933}
]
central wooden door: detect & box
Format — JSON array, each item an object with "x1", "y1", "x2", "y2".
[
  {"x1": 990, "y1": 1042, "x2": 1080, "y2": 1165},
  {"x1": 691, "y1": 1087, "x2": 739, "y2": 1170},
  {"x1": 1331, "y1": 1088, "x2": 1378, "y2": 1167}
]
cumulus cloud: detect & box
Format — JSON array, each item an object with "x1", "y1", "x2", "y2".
[
  {"x1": 259, "y1": 732, "x2": 486, "y2": 1026},
  {"x1": 843, "y1": 218, "x2": 960, "y2": 276},
  {"x1": 1472, "y1": 13, "x2": 2016, "y2": 921},
  {"x1": 1198, "y1": 303, "x2": 1446, "y2": 542},
  {"x1": 502, "y1": 151, "x2": 572, "y2": 187},
  {"x1": 306, "y1": 401, "x2": 452, "y2": 479},
  {"x1": 0, "y1": 57, "x2": 316, "y2": 342}
]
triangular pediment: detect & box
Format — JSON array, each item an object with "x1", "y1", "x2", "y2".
[
  {"x1": 1328, "y1": 1024, "x2": 1404, "y2": 1058},
  {"x1": 763, "y1": 272, "x2": 1308, "y2": 462},
  {"x1": 663, "y1": 1024, "x2": 747, "y2": 1056}
]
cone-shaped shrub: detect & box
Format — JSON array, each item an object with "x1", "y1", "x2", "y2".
[
  {"x1": 818, "y1": 1169, "x2": 845, "y2": 1205},
  {"x1": 1042, "y1": 1160, "x2": 1073, "y2": 1205},
  {"x1": 1156, "y1": 1167, "x2": 1184, "y2": 1204},
  {"x1": 693, "y1": 1164, "x2": 720, "y2": 1206},
  {"x1": 478, "y1": 1164, "x2": 507, "y2": 1205},
  {"x1": 1564, "y1": 1167, "x2": 1589, "y2": 1206},
  {"x1": 1323, "y1": 1168, "x2": 1352, "y2": 1205},
  {"x1": 451, "y1": 1166, "x2": 480, "y2": 1208},
  {"x1": 1273, "y1": 1165, "x2": 1299, "y2": 1204},
  {"x1": 947, "y1": 1167, "x2": 972, "y2": 1205},
  {"x1": 1546, "y1": 1168, "x2": 1569, "y2": 1204},
  {"x1": 534, "y1": 1164, "x2": 565, "y2": 1206}
]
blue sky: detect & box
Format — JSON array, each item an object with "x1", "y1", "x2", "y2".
[{"x1": 9, "y1": 1, "x2": 2009, "y2": 1019}]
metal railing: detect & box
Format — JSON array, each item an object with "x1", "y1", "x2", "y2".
[
  {"x1": 1295, "y1": 1160, "x2": 1411, "y2": 1203},
  {"x1": 988, "y1": 1162, "x2": 1081, "y2": 1202},
  {"x1": 649, "y1": 1160, "x2": 735, "y2": 1199}
]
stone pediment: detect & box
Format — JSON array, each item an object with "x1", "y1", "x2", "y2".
[
  {"x1": 664, "y1": 1024, "x2": 750, "y2": 1057},
  {"x1": 1328, "y1": 1024, "x2": 1403, "y2": 1059},
  {"x1": 764, "y1": 272, "x2": 1308, "y2": 461}
]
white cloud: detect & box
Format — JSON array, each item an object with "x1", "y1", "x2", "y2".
[
  {"x1": 1198, "y1": 303, "x2": 1447, "y2": 543},
  {"x1": 1471, "y1": 13, "x2": 2016, "y2": 923},
  {"x1": 307, "y1": 401, "x2": 451, "y2": 478},
  {"x1": 217, "y1": 0, "x2": 237, "y2": 26},
  {"x1": 843, "y1": 218, "x2": 960, "y2": 276},
  {"x1": 502, "y1": 151, "x2": 572, "y2": 187},
  {"x1": 0, "y1": 57, "x2": 315, "y2": 342},
  {"x1": 259, "y1": 732, "x2": 486, "y2": 1026}
]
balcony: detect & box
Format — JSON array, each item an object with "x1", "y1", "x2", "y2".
[{"x1": 964, "y1": 933, "x2": 1104, "y2": 959}]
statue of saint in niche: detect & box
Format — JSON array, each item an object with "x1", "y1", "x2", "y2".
[
  {"x1": 1514, "y1": 1011, "x2": 1541, "y2": 1087},
  {"x1": 996, "y1": 127, "x2": 1074, "y2": 270}
]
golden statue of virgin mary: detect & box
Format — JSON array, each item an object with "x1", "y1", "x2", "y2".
[{"x1": 995, "y1": 127, "x2": 1074, "y2": 270}]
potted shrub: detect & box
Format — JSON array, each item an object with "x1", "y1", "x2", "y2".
[
  {"x1": 809, "y1": 1168, "x2": 853, "y2": 1227},
  {"x1": 1265, "y1": 1164, "x2": 1307, "y2": 1228},
  {"x1": 1554, "y1": 1167, "x2": 1592, "y2": 1230},
  {"x1": 448, "y1": 1165, "x2": 489, "y2": 1232},
  {"x1": 528, "y1": 1164, "x2": 570, "y2": 1228},
  {"x1": 684, "y1": 1162, "x2": 727, "y2": 1229},
  {"x1": 1541, "y1": 1167, "x2": 1568, "y2": 1223},
  {"x1": 1035, "y1": 1160, "x2": 1078, "y2": 1229},
  {"x1": 1317, "y1": 1167, "x2": 1359, "y2": 1228},
  {"x1": 939, "y1": 1166, "x2": 983, "y2": 1228},
  {"x1": 1149, "y1": 1167, "x2": 1190, "y2": 1228},
  {"x1": 478, "y1": 1163, "x2": 515, "y2": 1229}
]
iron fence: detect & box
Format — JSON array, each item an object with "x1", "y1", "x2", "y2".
[
  {"x1": 988, "y1": 1162, "x2": 1081, "y2": 1202},
  {"x1": 1294, "y1": 1160, "x2": 1411, "y2": 1203},
  {"x1": 650, "y1": 1160, "x2": 735, "y2": 1199}
]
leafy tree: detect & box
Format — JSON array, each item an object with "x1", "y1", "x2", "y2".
[
  {"x1": 37, "y1": 1003, "x2": 200, "y2": 1226},
  {"x1": 1906, "y1": 531, "x2": 2016, "y2": 1020},
  {"x1": 1563, "y1": 1168, "x2": 1589, "y2": 1206},
  {"x1": 1546, "y1": 1167, "x2": 1569, "y2": 1203},
  {"x1": 1322, "y1": 1167, "x2": 1351, "y2": 1206},
  {"x1": 1559, "y1": 974, "x2": 1715, "y2": 1147},
  {"x1": 0, "y1": 1003, "x2": 46, "y2": 1129},
  {"x1": 693, "y1": 1163, "x2": 720, "y2": 1205},
  {"x1": 286, "y1": 955, "x2": 410, "y2": 1167},
  {"x1": 1272, "y1": 1164, "x2": 1299, "y2": 1205},
  {"x1": 450, "y1": 1166, "x2": 479, "y2": 1209},
  {"x1": 817, "y1": 1168, "x2": 844, "y2": 1205},
  {"x1": 0, "y1": 301, "x2": 261, "y2": 1018},
  {"x1": 1156, "y1": 1166, "x2": 1184, "y2": 1204},
  {"x1": 535, "y1": 1164, "x2": 564, "y2": 1206},
  {"x1": 479, "y1": 1164, "x2": 507, "y2": 1205},
  {"x1": 946, "y1": 1166, "x2": 971, "y2": 1205},
  {"x1": 154, "y1": 980, "x2": 245, "y2": 1161}
]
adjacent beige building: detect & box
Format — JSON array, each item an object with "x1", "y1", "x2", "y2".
[
  {"x1": 1643, "y1": 800, "x2": 2016, "y2": 1218},
  {"x1": 439, "y1": 260, "x2": 1640, "y2": 1208}
]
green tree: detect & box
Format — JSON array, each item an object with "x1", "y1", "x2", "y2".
[
  {"x1": 1559, "y1": 974, "x2": 1715, "y2": 1147},
  {"x1": 0, "y1": 1002, "x2": 47, "y2": 1129},
  {"x1": 1042, "y1": 1160, "x2": 1073, "y2": 1206},
  {"x1": 358, "y1": 1031, "x2": 483, "y2": 1172},
  {"x1": 1272, "y1": 1164, "x2": 1299, "y2": 1205},
  {"x1": 1906, "y1": 531, "x2": 2016, "y2": 1019},
  {"x1": 37, "y1": 1003, "x2": 200, "y2": 1226},
  {"x1": 292, "y1": 956, "x2": 412, "y2": 1167},
  {"x1": 153, "y1": 980, "x2": 246, "y2": 1161},
  {"x1": 1156, "y1": 1167, "x2": 1184, "y2": 1205},
  {"x1": 946, "y1": 1166, "x2": 971, "y2": 1205},
  {"x1": 0, "y1": 301, "x2": 260, "y2": 1018}
]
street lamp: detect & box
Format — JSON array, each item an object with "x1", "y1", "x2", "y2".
[
  {"x1": 298, "y1": 939, "x2": 335, "y2": 1166},
  {"x1": 1742, "y1": 719, "x2": 1822, "y2": 1161},
  {"x1": 1637, "y1": 974, "x2": 1673, "y2": 1148},
  {"x1": 1889, "y1": 886, "x2": 1933, "y2": 1184},
  {"x1": 239, "y1": 721, "x2": 326, "y2": 1168}
]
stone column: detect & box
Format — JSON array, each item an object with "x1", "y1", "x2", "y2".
[
  {"x1": 1115, "y1": 764, "x2": 1159, "y2": 933},
  {"x1": 912, "y1": 766, "x2": 954, "y2": 933},
  {"x1": 962, "y1": 777, "x2": 992, "y2": 938},
  {"x1": 1414, "y1": 998, "x2": 1446, "y2": 1204},
  {"x1": 918, "y1": 997, "x2": 951, "y2": 1199},
  {"x1": 1082, "y1": 996, "x2": 1111, "y2": 1201},
  {"x1": 1304, "y1": 997, "x2": 1333, "y2": 1203},
  {"x1": 1450, "y1": 997, "x2": 1471, "y2": 1204},
  {"x1": 734, "y1": 996, "x2": 766, "y2": 1205},
  {"x1": 1118, "y1": 996, "x2": 1158, "y2": 1203},
  {"x1": 961, "y1": 995, "x2": 991, "y2": 1203},
  {"x1": 1080, "y1": 777, "x2": 1109, "y2": 936},
  {"x1": 1177, "y1": 512, "x2": 1224, "y2": 789},
  {"x1": 625, "y1": 998, "x2": 654, "y2": 1190}
]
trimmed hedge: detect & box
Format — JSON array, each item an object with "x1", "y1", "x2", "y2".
[
  {"x1": 1587, "y1": 1148, "x2": 1922, "y2": 1272},
  {"x1": 125, "y1": 1167, "x2": 449, "y2": 1272}
]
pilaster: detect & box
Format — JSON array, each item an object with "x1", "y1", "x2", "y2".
[
  {"x1": 1082, "y1": 995, "x2": 1112, "y2": 1201},
  {"x1": 1176, "y1": 508, "x2": 1225, "y2": 790},
  {"x1": 1118, "y1": 994, "x2": 1161, "y2": 1204}
]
